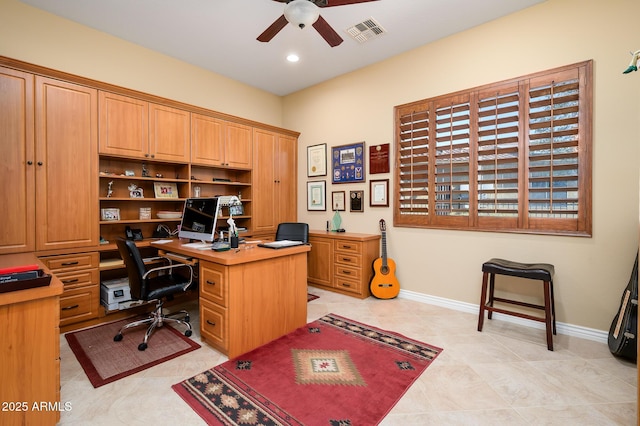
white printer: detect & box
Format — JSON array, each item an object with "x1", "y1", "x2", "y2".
[{"x1": 100, "y1": 277, "x2": 132, "y2": 310}]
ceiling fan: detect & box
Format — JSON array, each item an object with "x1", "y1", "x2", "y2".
[{"x1": 257, "y1": 0, "x2": 379, "y2": 47}]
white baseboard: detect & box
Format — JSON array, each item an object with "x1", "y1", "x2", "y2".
[{"x1": 397, "y1": 289, "x2": 609, "y2": 344}]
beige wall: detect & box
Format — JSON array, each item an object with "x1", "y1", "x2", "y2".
[
  {"x1": 0, "y1": 0, "x2": 284, "y2": 126},
  {"x1": 2, "y1": 0, "x2": 639, "y2": 332},
  {"x1": 286, "y1": 0, "x2": 640, "y2": 332}
]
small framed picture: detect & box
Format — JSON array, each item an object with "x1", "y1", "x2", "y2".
[
  {"x1": 370, "y1": 179, "x2": 389, "y2": 207},
  {"x1": 101, "y1": 208, "x2": 120, "y2": 221},
  {"x1": 307, "y1": 143, "x2": 327, "y2": 177},
  {"x1": 154, "y1": 182, "x2": 179, "y2": 199},
  {"x1": 307, "y1": 181, "x2": 326, "y2": 211},
  {"x1": 332, "y1": 191, "x2": 346, "y2": 211},
  {"x1": 350, "y1": 190, "x2": 364, "y2": 212}
]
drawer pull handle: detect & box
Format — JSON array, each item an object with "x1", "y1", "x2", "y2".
[
  {"x1": 62, "y1": 304, "x2": 79, "y2": 311},
  {"x1": 206, "y1": 280, "x2": 216, "y2": 286},
  {"x1": 61, "y1": 261, "x2": 79, "y2": 266},
  {"x1": 206, "y1": 320, "x2": 216, "y2": 326},
  {"x1": 62, "y1": 279, "x2": 79, "y2": 284},
  {"x1": 342, "y1": 258, "x2": 351, "y2": 262},
  {"x1": 342, "y1": 270, "x2": 351, "y2": 274},
  {"x1": 340, "y1": 283, "x2": 351, "y2": 287},
  {"x1": 343, "y1": 245, "x2": 352, "y2": 249}
]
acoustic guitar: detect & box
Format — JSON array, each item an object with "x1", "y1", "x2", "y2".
[
  {"x1": 608, "y1": 251, "x2": 638, "y2": 360},
  {"x1": 370, "y1": 219, "x2": 400, "y2": 299}
]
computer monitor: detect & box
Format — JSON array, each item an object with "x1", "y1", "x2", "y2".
[{"x1": 178, "y1": 197, "x2": 220, "y2": 242}]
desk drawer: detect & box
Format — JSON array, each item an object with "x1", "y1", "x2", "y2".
[
  {"x1": 56, "y1": 269, "x2": 99, "y2": 289},
  {"x1": 334, "y1": 252, "x2": 361, "y2": 267},
  {"x1": 334, "y1": 240, "x2": 361, "y2": 254},
  {"x1": 200, "y1": 299, "x2": 227, "y2": 351},
  {"x1": 333, "y1": 276, "x2": 362, "y2": 295},
  {"x1": 59, "y1": 285, "x2": 99, "y2": 327},
  {"x1": 41, "y1": 252, "x2": 99, "y2": 273},
  {"x1": 335, "y1": 264, "x2": 361, "y2": 280},
  {"x1": 200, "y1": 262, "x2": 228, "y2": 307}
]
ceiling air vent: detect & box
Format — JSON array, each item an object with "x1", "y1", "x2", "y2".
[{"x1": 346, "y1": 17, "x2": 386, "y2": 44}]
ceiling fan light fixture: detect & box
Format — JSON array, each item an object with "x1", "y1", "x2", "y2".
[{"x1": 284, "y1": 0, "x2": 320, "y2": 29}]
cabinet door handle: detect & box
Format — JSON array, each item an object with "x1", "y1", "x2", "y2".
[
  {"x1": 206, "y1": 320, "x2": 216, "y2": 326},
  {"x1": 61, "y1": 261, "x2": 79, "y2": 266},
  {"x1": 62, "y1": 304, "x2": 79, "y2": 311},
  {"x1": 27, "y1": 160, "x2": 33, "y2": 165},
  {"x1": 206, "y1": 280, "x2": 216, "y2": 286},
  {"x1": 37, "y1": 161, "x2": 43, "y2": 166},
  {"x1": 62, "y1": 278, "x2": 79, "y2": 284}
]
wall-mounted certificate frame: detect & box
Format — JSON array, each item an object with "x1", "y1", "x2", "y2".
[
  {"x1": 307, "y1": 181, "x2": 326, "y2": 211},
  {"x1": 332, "y1": 142, "x2": 365, "y2": 184},
  {"x1": 369, "y1": 143, "x2": 390, "y2": 174},
  {"x1": 350, "y1": 190, "x2": 364, "y2": 212},
  {"x1": 307, "y1": 143, "x2": 327, "y2": 177},
  {"x1": 332, "y1": 191, "x2": 346, "y2": 211},
  {"x1": 370, "y1": 179, "x2": 389, "y2": 207}
]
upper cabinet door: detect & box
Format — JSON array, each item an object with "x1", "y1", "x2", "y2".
[
  {"x1": 98, "y1": 91, "x2": 148, "y2": 158},
  {"x1": 149, "y1": 103, "x2": 190, "y2": 163},
  {"x1": 35, "y1": 76, "x2": 99, "y2": 251},
  {"x1": 224, "y1": 122, "x2": 252, "y2": 169},
  {"x1": 191, "y1": 113, "x2": 225, "y2": 166},
  {"x1": 0, "y1": 67, "x2": 35, "y2": 254}
]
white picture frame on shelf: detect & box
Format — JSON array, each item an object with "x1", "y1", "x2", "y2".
[{"x1": 101, "y1": 208, "x2": 120, "y2": 221}]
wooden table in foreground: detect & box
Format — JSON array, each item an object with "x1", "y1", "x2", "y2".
[
  {"x1": 0, "y1": 253, "x2": 64, "y2": 426},
  {"x1": 152, "y1": 240, "x2": 310, "y2": 359}
]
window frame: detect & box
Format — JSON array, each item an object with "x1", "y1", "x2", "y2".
[{"x1": 393, "y1": 60, "x2": 592, "y2": 237}]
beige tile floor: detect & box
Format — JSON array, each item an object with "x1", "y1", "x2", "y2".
[{"x1": 59, "y1": 288, "x2": 637, "y2": 425}]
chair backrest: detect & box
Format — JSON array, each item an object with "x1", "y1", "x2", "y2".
[
  {"x1": 275, "y1": 222, "x2": 309, "y2": 243},
  {"x1": 115, "y1": 238, "x2": 148, "y2": 300}
]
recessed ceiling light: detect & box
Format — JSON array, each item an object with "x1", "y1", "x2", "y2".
[{"x1": 287, "y1": 54, "x2": 300, "y2": 63}]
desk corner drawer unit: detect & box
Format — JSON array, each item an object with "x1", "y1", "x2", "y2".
[{"x1": 308, "y1": 231, "x2": 380, "y2": 299}]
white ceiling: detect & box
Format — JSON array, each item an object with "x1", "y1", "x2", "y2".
[{"x1": 19, "y1": 0, "x2": 545, "y2": 96}]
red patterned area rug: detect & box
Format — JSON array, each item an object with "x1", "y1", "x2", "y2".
[
  {"x1": 307, "y1": 293, "x2": 319, "y2": 302},
  {"x1": 172, "y1": 313, "x2": 442, "y2": 425},
  {"x1": 66, "y1": 319, "x2": 200, "y2": 388}
]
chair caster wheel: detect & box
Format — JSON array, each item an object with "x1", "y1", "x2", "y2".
[
  {"x1": 184, "y1": 315, "x2": 190, "y2": 323},
  {"x1": 138, "y1": 342, "x2": 147, "y2": 351},
  {"x1": 114, "y1": 334, "x2": 123, "y2": 342},
  {"x1": 184, "y1": 329, "x2": 192, "y2": 337}
]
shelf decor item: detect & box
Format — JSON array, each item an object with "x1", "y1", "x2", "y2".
[
  {"x1": 332, "y1": 142, "x2": 365, "y2": 184},
  {"x1": 101, "y1": 208, "x2": 120, "y2": 221},
  {"x1": 154, "y1": 182, "x2": 179, "y2": 199}
]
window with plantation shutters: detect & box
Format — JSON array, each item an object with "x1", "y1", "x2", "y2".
[{"x1": 394, "y1": 61, "x2": 592, "y2": 236}]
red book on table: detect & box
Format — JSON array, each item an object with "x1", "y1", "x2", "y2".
[{"x1": 0, "y1": 264, "x2": 40, "y2": 275}]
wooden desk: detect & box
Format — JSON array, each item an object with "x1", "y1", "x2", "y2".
[
  {"x1": 151, "y1": 240, "x2": 310, "y2": 358},
  {"x1": 0, "y1": 253, "x2": 64, "y2": 426}
]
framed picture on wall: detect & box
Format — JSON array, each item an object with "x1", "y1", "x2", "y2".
[
  {"x1": 370, "y1": 179, "x2": 389, "y2": 207},
  {"x1": 350, "y1": 190, "x2": 364, "y2": 212},
  {"x1": 332, "y1": 191, "x2": 346, "y2": 211},
  {"x1": 307, "y1": 143, "x2": 327, "y2": 177},
  {"x1": 332, "y1": 142, "x2": 365, "y2": 184},
  {"x1": 307, "y1": 181, "x2": 326, "y2": 211}
]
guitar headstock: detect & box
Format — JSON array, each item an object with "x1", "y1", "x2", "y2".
[{"x1": 379, "y1": 219, "x2": 386, "y2": 232}]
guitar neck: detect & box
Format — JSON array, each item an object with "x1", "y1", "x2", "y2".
[{"x1": 381, "y1": 231, "x2": 388, "y2": 268}]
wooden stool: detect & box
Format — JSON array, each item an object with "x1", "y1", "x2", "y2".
[{"x1": 477, "y1": 258, "x2": 556, "y2": 350}]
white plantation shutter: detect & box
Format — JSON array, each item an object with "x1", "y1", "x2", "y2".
[{"x1": 394, "y1": 61, "x2": 592, "y2": 236}]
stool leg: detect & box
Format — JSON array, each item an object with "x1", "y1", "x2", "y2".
[
  {"x1": 543, "y1": 280, "x2": 553, "y2": 351},
  {"x1": 487, "y1": 273, "x2": 496, "y2": 320},
  {"x1": 550, "y1": 280, "x2": 556, "y2": 335},
  {"x1": 478, "y1": 272, "x2": 489, "y2": 332}
]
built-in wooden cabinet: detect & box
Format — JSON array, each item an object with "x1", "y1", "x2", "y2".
[
  {"x1": 308, "y1": 231, "x2": 380, "y2": 299},
  {"x1": 0, "y1": 67, "x2": 98, "y2": 254},
  {"x1": 252, "y1": 129, "x2": 297, "y2": 236},
  {"x1": 99, "y1": 92, "x2": 190, "y2": 163},
  {"x1": 191, "y1": 113, "x2": 252, "y2": 168}
]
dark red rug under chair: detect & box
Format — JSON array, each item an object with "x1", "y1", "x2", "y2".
[
  {"x1": 66, "y1": 319, "x2": 201, "y2": 388},
  {"x1": 172, "y1": 313, "x2": 442, "y2": 425},
  {"x1": 307, "y1": 293, "x2": 319, "y2": 302}
]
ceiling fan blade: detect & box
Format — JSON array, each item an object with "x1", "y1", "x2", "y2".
[
  {"x1": 312, "y1": 15, "x2": 343, "y2": 47},
  {"x1": 321, "y1": 0, "x2": 379, "y2": 7},
  {"x1": 257, "y1": 14, "x2": 289, "y2": 43}
]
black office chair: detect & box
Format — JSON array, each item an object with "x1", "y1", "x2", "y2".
[
  {"x1": 275, "y1": 222, "x2": 309, "y2": 243},
  {"x1": 114, "y1": 239, "x2": 194, "y2": 351}
]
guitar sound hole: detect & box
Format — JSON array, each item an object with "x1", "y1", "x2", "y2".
[{"x1": 381, "y1": 266, "x2": 389, "y2": 274}]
